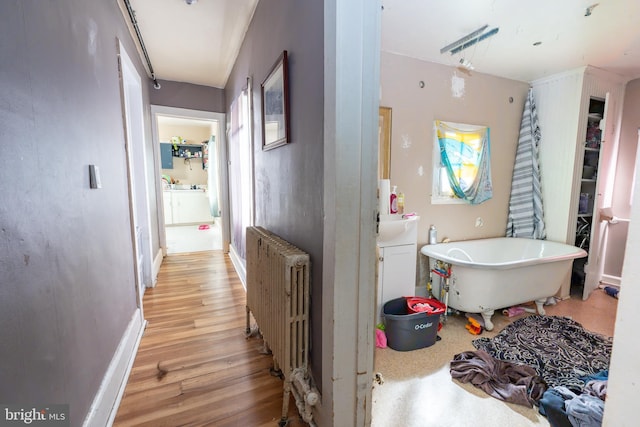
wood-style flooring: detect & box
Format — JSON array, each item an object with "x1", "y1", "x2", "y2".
[{"x1": 113, "y1": 251, "x2": 305, "y2": 427}]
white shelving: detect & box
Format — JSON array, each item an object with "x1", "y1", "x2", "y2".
[{"x1": 573, "y1": 97, "x2": 605, "y2": 289}]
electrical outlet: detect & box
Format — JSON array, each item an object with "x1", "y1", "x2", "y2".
[{"x1": 475, "y1": 217, "x2": 484, "y2": 227}]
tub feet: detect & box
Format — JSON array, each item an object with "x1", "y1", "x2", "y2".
[
  {"x1": 535, "y1": 298, "x2": 546, "y2": 315},
  {"x1": 481, "y1": 310, "x2": 495, "y2": 331}
]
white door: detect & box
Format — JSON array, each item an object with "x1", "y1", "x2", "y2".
[{"x1": 118, "y1": 40, "x2": 153, "y2": 316}]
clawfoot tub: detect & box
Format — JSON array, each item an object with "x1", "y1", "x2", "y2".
[{"x1": 420, "y1": 237, "x2": 587, "y2": 331}]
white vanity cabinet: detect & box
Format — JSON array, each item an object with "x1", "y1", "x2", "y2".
[
  {"x1": 376, "y1": 215, "x2": 419, "y2": 323},
  {"x1": 532, "y1": 66, "x2": 626, "y2": 299},
  {"x1": 163, "y1": 190, "x2": 213, "y2": 225},
  {"x1": 376, "y1": 244, "x2": 417, "y2": 322}
]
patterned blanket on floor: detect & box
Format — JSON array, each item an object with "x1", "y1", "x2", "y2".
[{"x1": 472, "y1": 315, "x2": 612, "y2": 392}]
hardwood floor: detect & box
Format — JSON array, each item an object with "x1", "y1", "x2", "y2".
[{"x1": 114, "y1": 251, "x2": 305, "y2": 427}]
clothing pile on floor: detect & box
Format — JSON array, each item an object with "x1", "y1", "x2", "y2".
[
  {"x1": 450, "y1": 349, "x2": 547, "y2": 407},
  {"x1": 538, "y1": 371, "x2": 607, "y2": 427},
  {"x1": 449, "y1": 315, "x2": 611, "y2": 427}
]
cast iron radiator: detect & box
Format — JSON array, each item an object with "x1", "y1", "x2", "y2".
[{"x1": 245, "y1": 226, "x2": 319, "y2": 426}]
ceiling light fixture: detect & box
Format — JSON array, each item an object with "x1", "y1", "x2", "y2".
[
  {"x1": 440, "y1": 25, "x2": 500, "y2": 55},
  {"x1": 459, "y1": 58, "x2": 475, "y2": 71},
  {"x1": 185, "y1": 0, "x2": 198, "y2": 5},
  {"x1": 440, "y1": 25, "x2": 487, "y2": 54}
]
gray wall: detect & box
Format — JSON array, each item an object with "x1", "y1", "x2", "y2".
[
  {"x1": 225, "y1": 0, "x2": 325, "y2": 387},
  {"x1": 150, "y1": 79, "x2": 226, "y2": 113},
  {"x1": 0, "y1": 1, "x2": 148, "y2": 424}
]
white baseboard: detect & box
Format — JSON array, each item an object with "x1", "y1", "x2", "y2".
[
  {"x1": 150, "y1": 248, "x2": 163, "y2": 288},
  {"x1": 229, "y1": 244, "x2": 247, "y2": 291},
  {"x1": 83, "y1": 310, "x2": 145, "y2": 427},
  {"x1": 601, "y1": 274, "x2": 622, "y2": 287}
]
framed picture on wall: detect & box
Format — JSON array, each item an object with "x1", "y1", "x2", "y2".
[{"x1": 261, "y1": 50, "x2": 290, "y2": 150}]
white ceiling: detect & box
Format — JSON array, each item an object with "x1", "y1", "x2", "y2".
[
  {"x1": 125, "y1": 0, "x2": 259, "y2": 88},
  {"x1": 382, "y1": 0, "x2": 640, "y2": 82},
  {"x1": 123, "y1": 0, "x2": 640, "y2": 88}
]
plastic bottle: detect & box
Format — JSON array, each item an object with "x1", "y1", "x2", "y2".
[
  {"x1": 429, "y1": 225, "x2": 437, "y2": 244},
  {"x1": 390, "y1": 186, "x2": 398, "y2": 214},
  {"x1": 397, "y1": 192, "x2": 405, "y2": 214}
]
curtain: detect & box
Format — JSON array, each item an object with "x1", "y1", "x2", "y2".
[
  {"x1": 228, "y1": 83, "x2": 253, "y2": 259},
  {"x1": 435, "y1": 120, "x2": 493, "y2": 204},
  {"x1": 206, "y1": 134, "x2": 220, "y2": 218},
  {"x1": 506, "y1": 88, "x2": 546, "y2": 239}
]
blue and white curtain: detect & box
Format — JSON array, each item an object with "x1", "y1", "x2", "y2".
[
  {"x1": 506, "y1": 88, "x2": 546, "y2": 239},
  {"x1": 435, "y1": 120, "x2": 493, "y2": 204}
]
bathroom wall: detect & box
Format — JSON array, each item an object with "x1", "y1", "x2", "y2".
[{"x1": 380, "y1": 52, "x2": 530, "y2": 248}]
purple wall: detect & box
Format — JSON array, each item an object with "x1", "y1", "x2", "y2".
[
  {"x1": 149, "y1": 79, "x2": 226, "y2": 113},
  {"x1": 225, "y1": 0, "x2": 325, "y2": 388},
  {"x1": 0, "y1": 1, "x2": 147, "y2": 424}
]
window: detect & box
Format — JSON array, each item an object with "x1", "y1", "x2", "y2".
[{"x1": 432, "y1": 120, "x2": 493, "y2": 205}]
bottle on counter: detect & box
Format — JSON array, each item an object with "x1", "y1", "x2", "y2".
[
  {"x1": 390, "y1": 186, "x2": 398, "y2": 214},
  {"x1": 429, "y1": 225, "x2": 437, "y2": 244},
  {"x1": 397, "y1": 192, "x2": 405, "y2": 215}
]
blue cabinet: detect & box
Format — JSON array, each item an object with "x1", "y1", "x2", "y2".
[{"x1": 160, "y1": 143, "x2": 173, "y2": 169}]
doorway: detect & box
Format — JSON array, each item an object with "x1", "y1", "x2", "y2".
[{"x1": 150, "y1": 106, "x2": 229, "y2": 255}]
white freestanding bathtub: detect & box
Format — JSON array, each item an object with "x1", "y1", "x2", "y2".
[{"x1": 420, "y1": 237, "x2": 587, "y2": 330}]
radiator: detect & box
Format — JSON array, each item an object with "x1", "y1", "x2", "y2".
[{"x1": 245, "y1": 226, "x2": 319, "y2": 426}]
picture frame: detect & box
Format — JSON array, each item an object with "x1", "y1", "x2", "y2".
[{"x1": 261, "y1": 50, "x2": 290, "y2": 150}]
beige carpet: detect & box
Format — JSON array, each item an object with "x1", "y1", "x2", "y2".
[{"x1": 371, "y1": 289, "x2": 617, "y2": 427}]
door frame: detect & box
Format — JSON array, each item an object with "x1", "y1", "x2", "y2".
[
  {"x1": 117, "y1": 39, "x2": 152, "y2": 317},
  {"x1": 149, "y1": 106, "x2": 229, "y2": 255}
]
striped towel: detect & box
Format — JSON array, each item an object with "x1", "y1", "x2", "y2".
[{"x1": 506, "y1": 88, "x2": 546, "y2": 239}]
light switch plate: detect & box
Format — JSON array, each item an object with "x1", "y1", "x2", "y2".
[{"x1": 89, "y1": 165, "x2": 102, "y2": 189}]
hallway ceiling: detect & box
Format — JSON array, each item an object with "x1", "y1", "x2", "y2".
[
  {"x1": 123, "y1": 0, "x2": 259, "y2": 88},
  {"x1": 123, "y1": 0, "x2": 640, "y2": 88}
]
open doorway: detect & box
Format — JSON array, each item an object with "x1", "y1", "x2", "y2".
[{"x1": 150, "y1": 106, "x2": 228, "y2": 255}]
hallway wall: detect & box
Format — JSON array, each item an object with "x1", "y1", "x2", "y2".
[
  {"x1": 225, "y1": 0, "x2": 325, "y2": 390},
  {"x1": 150, "y1": 79, "x2": 226, "y2": 113},
  {"x1": 0, "y1": 1, "x2": 150, "y2": 424}
]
